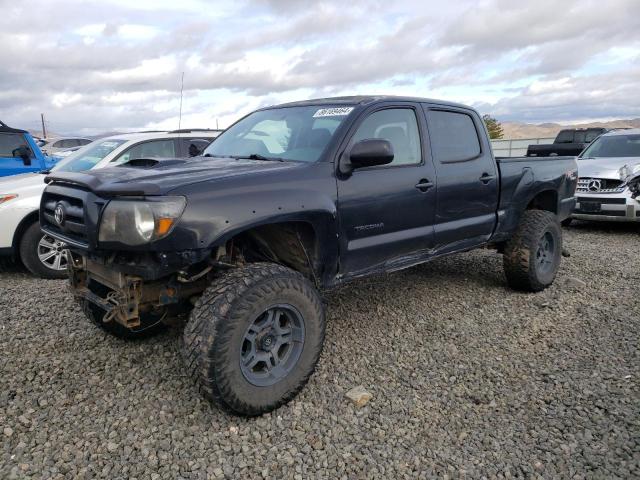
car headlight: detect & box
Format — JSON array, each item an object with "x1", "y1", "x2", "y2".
[{"x1": 99, "y1": 197, "x2": 186, "y2": 246}]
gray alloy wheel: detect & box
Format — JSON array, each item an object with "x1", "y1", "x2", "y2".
[
  {"x1": 240, "y1": 304, "x2": 306, "y2": 387},
  {"x1": 37, "y1": 234, "x2": 68, "y2": 272},
  {"x1": 19, "y1": 222, "x2": 69, "y2": 279}
]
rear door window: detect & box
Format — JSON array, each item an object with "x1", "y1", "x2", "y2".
[
  {"x1": 114, "y1": 139, "x2": 177, "y2": 164},
  {"x1": 180, "y1": 138, "x2": 211, "y2": 157},
  {"x1": 426, "y1": 110, "x2": 481, "y2": 163}
]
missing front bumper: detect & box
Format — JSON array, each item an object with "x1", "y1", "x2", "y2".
[{"x1": 68, "y1": 254, "x2": 206, "y2": 329}]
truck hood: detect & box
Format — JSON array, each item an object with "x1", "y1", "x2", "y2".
[
  {"x1": 577, "y1": 156, "x2": 640, "y2": 180},
  {"x1": 44, "y1": 156, "x2": 303, "y2": 196}
]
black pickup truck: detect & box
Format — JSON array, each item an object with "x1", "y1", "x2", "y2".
[
  {"x1": 41, "y1": 96, "x2": 578, "y2": 415},
  {"x1": 526, "y1": 128, "x2": 607, "y2": 157}
]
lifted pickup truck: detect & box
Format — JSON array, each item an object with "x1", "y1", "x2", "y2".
[
  {"x1": 41, "y1": 96, "x2": 577, "y2": 415},
  {"x1": 526, "y1": 128, "x2": 607, "y2": 157}
]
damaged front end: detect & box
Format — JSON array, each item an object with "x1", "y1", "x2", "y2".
[
  {"x1": 68, "y1": 253, "x2": 211, "y2": 329},
  {"x1": 620, "y1": 163, "x2": 640, "y2": 198}
]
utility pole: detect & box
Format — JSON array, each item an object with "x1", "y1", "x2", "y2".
[
  {"x1": 178, "y1": 72, "x2": 184, "y2": 130},
  {"x1": 216, "y1": 118, "x2": 219, "y2": 130},
  {"x1": 41, "y1": 113, "x2": 47, "y2": 138}
]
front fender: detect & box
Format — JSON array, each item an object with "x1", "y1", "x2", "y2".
[{"x1": 166, "y1": 164, "x2": 340, "y2": 282}]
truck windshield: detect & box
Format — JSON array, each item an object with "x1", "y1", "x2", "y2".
[
  {"x1": 203, "y1": 105, "x2": 354, "y2": 162},
  {"x1": 580, "y1": 134, "x2": 640, "y2": 158},
  {"x1": 52, "y1": 139, "x2": 127, "y2": 172}
]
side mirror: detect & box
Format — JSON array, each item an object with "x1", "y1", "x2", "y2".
[
  {"x1": 342, "y1": 139, "x2": 394, "y2": 174},
  {"x1": 12, "y1": 146, "x2": 32, "y2": 166}
]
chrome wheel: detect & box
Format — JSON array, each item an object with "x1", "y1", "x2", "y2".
[{"x1": 37, "y1": 235, "x2": 68, "y2": 271}]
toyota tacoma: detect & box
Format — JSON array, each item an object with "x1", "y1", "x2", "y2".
[{"x1": 40, "y1": 96, "x2": 578, "y2": 415}]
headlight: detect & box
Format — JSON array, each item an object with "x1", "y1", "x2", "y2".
[
  {"x1": 0, "y1": 194, "x2": 18, "y2": 205},
  {"x1": 99, "y1": 197, "x2": 186, "y2": 246}
]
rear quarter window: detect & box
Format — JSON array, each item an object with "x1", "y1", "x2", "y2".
[{"x1": 426, "y1": 110, "x2": 481, "y2": 163}]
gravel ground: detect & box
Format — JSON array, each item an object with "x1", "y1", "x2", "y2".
[{"x1": 1, "y1": 221, "x2": 638, "y2": 479}]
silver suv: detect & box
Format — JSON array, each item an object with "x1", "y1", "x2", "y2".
[{"x1": 570, "y1": 129, "x2": 640, "y2": 223}]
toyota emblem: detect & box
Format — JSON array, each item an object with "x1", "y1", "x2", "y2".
[
  {"x1": 587, "y1": 179, "x2": 601, "y2": 192},
  {"x1": 54, "y1": 203, "x2": 66, "y2": 226}
]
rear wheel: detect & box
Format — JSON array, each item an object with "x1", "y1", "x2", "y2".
[
  {"x1": 181, "y1": 263, "x2": 325, "y2": 416},
  {"x1": 503, "y1": 210, "x2": 562, "y2": 292},
  {"x1": 19, "y1": 222, "x2": 69, "y2": 279}
]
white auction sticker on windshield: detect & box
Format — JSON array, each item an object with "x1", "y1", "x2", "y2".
[{"x1": 313, "y1": 107, "x2": 354, "y2": 118}]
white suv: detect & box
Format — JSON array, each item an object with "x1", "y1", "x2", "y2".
[
  {"x1": 0, "y1": 130, "x2": 220, "y2": 278},
  {"x1": 569, "y1": 129, "x2": 640, "y2": 224}
]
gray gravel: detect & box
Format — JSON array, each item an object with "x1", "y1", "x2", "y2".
[{"x1": 1, "y1": 221, "x2": 639, "y2": 479}]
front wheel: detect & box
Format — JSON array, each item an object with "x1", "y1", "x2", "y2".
[
  {"x1": 19, "y1": 222, "x2": 69, "y2": 279},
  {"x1": 181, "y1": 263, "x2": 325, "y2": 416},
  {"x1": 503, "y1": 210, "x2": 562, "y2": 292}
]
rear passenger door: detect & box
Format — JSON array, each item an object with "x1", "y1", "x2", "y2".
[{"x1": 423, "y1": 106, "x2": 499, "y2": 251}]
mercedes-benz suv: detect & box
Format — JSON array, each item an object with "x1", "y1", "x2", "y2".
[{"x1": 569, "y1": 129, "x2": 640, "y2": 224}]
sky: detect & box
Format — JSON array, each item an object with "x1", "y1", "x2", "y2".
[{"x1": 1, "y1": 0, "x2": 639, "y2": 135}]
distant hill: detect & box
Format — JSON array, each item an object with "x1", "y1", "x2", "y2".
[{"x1": 500, "y1": 119, "x2": 640, "y2": 140}]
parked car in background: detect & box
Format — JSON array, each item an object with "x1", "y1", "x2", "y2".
[
  {"x1": 0, "y1": 130, "x2": 220, "y2": 278},
  {"x1": 40, "y1": 137, "x2": 93, "y2": 156},
  {"x1": 526, "y1": 128, "x2": 607, "y2": 157},
  {"x1": 0, "y1": 121, "x2": 56, "y2": 177},
  {"x1": 567, "y1": 129, "x2": 640, "y2": 224},
  {"x1": 51, "y1": 145, "x2": 84, "y2": 160},
  {"x1": 41, "y1": 96, "x2": 577, "y2": 415}
]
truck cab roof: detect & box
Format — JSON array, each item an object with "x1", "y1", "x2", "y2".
[{"x1": 270, "y1": 95, "x2": 472, "y2": 110}]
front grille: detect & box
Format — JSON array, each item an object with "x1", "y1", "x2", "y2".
[
  {"x1": 576, "y1": 177, "x2": 625, "y2": 193},
  {"x1": 41, "y1": 191, "x2": 89, "y2": 245},
  {"x1": 40, "y1": 184, "x2": 105, "y2": 249}
]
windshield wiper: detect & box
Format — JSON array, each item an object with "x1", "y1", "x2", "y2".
[{"x1": 236, "y1": 154, "x2": 284, "y2": 162}]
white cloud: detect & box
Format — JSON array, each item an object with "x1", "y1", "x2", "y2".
[{"x1": 0, "y1": 0, "x2": 638, "y2": 134}]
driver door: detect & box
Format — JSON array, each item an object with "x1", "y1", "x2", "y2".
[{"x1": 336, "y1": 104, "x2": 437, "y2": 275}]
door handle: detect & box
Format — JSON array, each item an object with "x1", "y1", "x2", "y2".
[
  {"x1": 415, "y1": 179, "x2": 434, "y2": 192},
  {"x1": 479, "y1": 173, "x2": 495, "y2": 184}
]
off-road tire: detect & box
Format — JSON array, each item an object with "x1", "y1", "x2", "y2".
[
  {"x1": 82, "y1": 300, "x2": 167, "y2": 340},
  {"x1": 181, "y1": 263, "x2": 325, "y2": 416},
  {"x1": 503, "y1": 210, "x2": 562, "y2": 292},
  {"x1": 19, "y1": 222, "x2": 68, "y2": 279}
]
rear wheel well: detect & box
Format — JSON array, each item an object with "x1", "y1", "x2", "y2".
[
  {"x1": 225, "y1": 222, "x2": 320, "y2": 285},
  {"x1": 526, "y1": 190, "x2": 558, "y2": 214}
]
